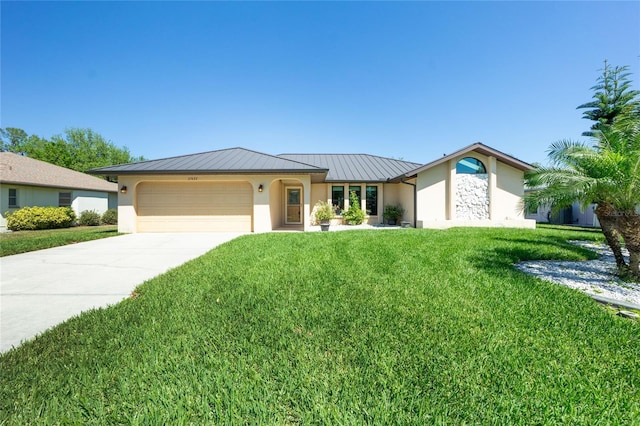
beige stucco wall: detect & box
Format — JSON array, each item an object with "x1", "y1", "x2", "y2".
[
  {"x1": 381, "y1": 182, "x2": 414, "y2": 225},
  {"x1": 116, "y1": 174, "x2": 311, "y2": 233},
  {"x1": 415, "y1": 152, "x2": 535, "y2": 229},
  {"x1": 310, "y1": 183, "x2": 327, "y2": 210},
  {"x1": 416, "y1": 162, "x2": 448, "y2": 224},
  {"x1": 0, "y1": 184, "x2": 113, "y2": 228},
  {"x1": 493, "y1": 161, "x2": 526, "y2": 220}
]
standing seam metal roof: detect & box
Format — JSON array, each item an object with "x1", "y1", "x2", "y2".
[
  {"x1": 277, "y1": 154, "x2": 422, "y2": 182},
  {"x1": 88, "y1": 147, "x2": 327, "y2": 175}
]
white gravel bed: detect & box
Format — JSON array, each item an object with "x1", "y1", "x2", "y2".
[{"x1": 515, "y1": 241, "x2": 640, "y2": 307}]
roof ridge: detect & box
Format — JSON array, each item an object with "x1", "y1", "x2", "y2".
[
  {"x1": 96, "y1": 146, "x2": 245, "y2": 169},
  {"x1": 90, "y1": 147, "x2": 327, "y2": 172},
  {"x1": 279, "y1": 152, "x2": 422, "y2": 166}
]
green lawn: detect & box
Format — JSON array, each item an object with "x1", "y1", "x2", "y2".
[
  {"x1": 0, "y1": 225, "x2": 119, "y2": 257},
  {"x1": 1, "y1": 227, "x2": 638, "y2": 424}
]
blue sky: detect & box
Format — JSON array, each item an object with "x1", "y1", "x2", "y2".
[{"x1": 2, "y1": 1, "x2": 639, "y2": 166}]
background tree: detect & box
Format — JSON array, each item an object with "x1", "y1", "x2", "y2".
[
  {"x1": 577, "y1": 61, "x2": 640, "y2": 135},
  {"x1": 526, "y1": 63, "x2": 640, "y2": 279},
  {"x1": 0, "y1": 127, "x2": 28, "y2": 152},
  {"x1": 0, "y1": 127, "x2": 144, "y2": 173}
]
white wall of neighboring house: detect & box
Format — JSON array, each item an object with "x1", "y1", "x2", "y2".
[
  {"x1": 73, "y1": 190, "x2": 114, "y2": 216},
  {"x1": 525, "y1": 202, "x2": 601, "y2": 227}
]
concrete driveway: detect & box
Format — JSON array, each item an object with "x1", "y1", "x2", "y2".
[{"x1": 0, "y1": 232, "x2": 244, "y2": 353}]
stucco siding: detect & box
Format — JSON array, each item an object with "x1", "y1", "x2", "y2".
[
  {"x1": 415, "y1": 153, "x2": 534, "y2": 229},
  {"x1": 415, "y1": 163, "x2": 448, "y2": 224},
  {"x1": 494, "y1": 162, "x2": 526, "y2": 220},
  {"x1": 381, "y1": 182, "x2": 414, "y2": 225},
  {"x1": 310, "y1": 184, "x2": 326, "y2": 209},
  {"x1": 117, "y1": 174, "x2": 311, "y2": 233}
]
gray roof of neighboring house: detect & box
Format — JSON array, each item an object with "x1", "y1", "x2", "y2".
[
  {"x1": 278, "y1": 154, "x2": 422, "y2": 182},
  {"x1": 89, "y1": 147, "x2": 328, "y2": 176},
  {"x1": 0, "y1": 152, "x2": 117, "y2": 192},
  {"x1": 399, "y1": 142, "x2": 534, "y2": 179}
]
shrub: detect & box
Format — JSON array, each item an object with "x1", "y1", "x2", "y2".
[
  {"x1": 78, "y1": 210, "x2": 101, "y2": 226},
  {"x1": 101, "y1": 208, "x2": 118, "y2": 225},
  {"x1": 6, "y1": 206, "x2": 76, "y2": 231},
  {"x1": 383, "y1": 204, "x2": 405, "y2": 224},
  {"x1": 342, "y1": 191, "x2": 365, "y2": 225},
  {"x1": 312, "y1": 200, "x2": 336, "y2": 224}
]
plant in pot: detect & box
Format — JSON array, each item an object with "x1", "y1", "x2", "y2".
[
  {"x1": 314, "y1": 200, "x2": 336, "y2": 231},
  {"x1": 383, "y1": 204, "x2": 405, "y2": 225}
]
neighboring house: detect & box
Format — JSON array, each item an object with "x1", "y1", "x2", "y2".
[
  {"x1": 0, "y1": 152, "x2": 118, "y2": 228},
  {"x1": 525, "y1": 202, "x2": 601, "y2": 227},
  {"x1": 89, "y1": 143, "x2": 536, "y2": 233}
]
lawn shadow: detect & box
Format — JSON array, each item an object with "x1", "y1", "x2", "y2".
[{"x1": 471, "y1": 235, "x2": 599, "y2": 276}]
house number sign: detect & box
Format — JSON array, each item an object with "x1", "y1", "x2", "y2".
[{"x1": 187, "y1": 177, "x2": 198, "y2": 181}]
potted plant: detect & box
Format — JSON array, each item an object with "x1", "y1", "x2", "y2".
[
  {"x1": 383, "y1": 204, "x2": 405, "y2": 225},
  {"x1": 314, "y1": 200, "x2": 336, "y2": 231}
]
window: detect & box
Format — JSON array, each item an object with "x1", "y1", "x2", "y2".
[
  {"x1": 526, "y1": 204, "x2": 538, "y2": 215},
  {"x1": 456, "y1": 157, "x2": 487, "y2": 174},
  {"x1": 8, "y1": 188, "x2": 18, "y2": 208},
  {"x1": 331, "y1": 186, "x2": 345, "y2": 214},
  {"x1": 59, "y1": 192, "x2": 72, "y2": 207},
  {"x1": 349, "y1": 185, "x2": 361, "y2": 208},
  {"x1": 366, "y1": 186, "x2": 378, "y2": 215}
]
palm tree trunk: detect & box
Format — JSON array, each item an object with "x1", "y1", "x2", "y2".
[
  {"x1": 594, "y1": 204, "x2": 628, "y2": 271},
  {"x1": 617, "y1": 211, "x2": 640, "y2": 280}
]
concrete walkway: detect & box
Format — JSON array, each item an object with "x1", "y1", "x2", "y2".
[{"x1": 0, "y1": 233, "x2": 243, "y2": 353}]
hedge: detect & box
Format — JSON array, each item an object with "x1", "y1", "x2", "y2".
[
  {"x1": 5, "y1": 206, "x2": 76, "y2": 231},
  {"x1": 101, "y1": 208, "x2": 118, "y2": 225}
]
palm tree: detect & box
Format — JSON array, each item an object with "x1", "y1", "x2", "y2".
[
  {"x1": 524, "y1": 118, "x2": 640, "y2": 280},
  {"x1": 602, "y1": 116, "x2": 640, "y2": 276}
]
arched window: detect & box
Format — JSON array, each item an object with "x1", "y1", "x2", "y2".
[{"x1": 456, "y1": 157, "x2": 486, "y2": 174}]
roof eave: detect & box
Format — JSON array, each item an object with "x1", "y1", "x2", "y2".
[{"x1": 0, "y1": 179, "x2": 117, "y2": 193}]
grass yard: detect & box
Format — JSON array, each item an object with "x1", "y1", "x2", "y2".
[
  {"x1": 0, "y1": 225, "x2": 119, "y2": 257},
  {"x1": 1, "y1": 227, "x2": 638, "y2": 424}
]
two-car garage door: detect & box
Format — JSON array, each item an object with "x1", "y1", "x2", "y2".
[{"x1": 136, "y1": 181, "x2": 253, "y2": 232}]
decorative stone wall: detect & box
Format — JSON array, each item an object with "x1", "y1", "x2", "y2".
[{"x1": 456, "y1": 174, "x2": 489, "y2": 220}]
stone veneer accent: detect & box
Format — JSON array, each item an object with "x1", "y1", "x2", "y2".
[{"x1": 456, "y1": 174, "x2": 489, "y2": 220}]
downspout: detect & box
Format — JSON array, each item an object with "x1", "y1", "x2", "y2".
[{"x1": 400, "y1": 177, "x2": 417, "y2": 228}]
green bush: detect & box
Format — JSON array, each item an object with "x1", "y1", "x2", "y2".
[
  {"x1": 383, "y1": 204, "x2": 405, "y2": 224},
  {"x1": 101, "y1": 208, "x2": 118, "y2": 225},
  {"x1": 78, "y1": 210, "x2": 101, "y2": 226},
  {"x1": 342, "y1": 190, "x2": 365, "y2": 225},
  {"x1": 6, "y1": 206, "x2": 76, "y2": 231}
]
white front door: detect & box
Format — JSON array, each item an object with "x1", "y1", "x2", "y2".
[{"x1": 285, "y1": 187, "x2": 302, "y2": 224}]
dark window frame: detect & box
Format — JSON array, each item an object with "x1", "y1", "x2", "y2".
[
  {"x1": 348, "y1": 185, "x2": 362, "y2": 209},
  {"x1": 331, "y1": 185, "x2": 345, "y2": 215},
  {"x1": 365, "y1": 185, "x2": 378, "y2": 215},
  {"x1": 456, "y1": 157, "x2": 487, "y2": 174},
  {"x1": 59, "y1": 192, "x2": 72, "y2": 207},
  {"x1": 8, "y1": 188, "x2": 18, "y2": 208}
]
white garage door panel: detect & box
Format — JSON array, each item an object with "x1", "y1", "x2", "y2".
[{"x1": 137, "y1": 182, "x2": 252, "y2": 232}]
